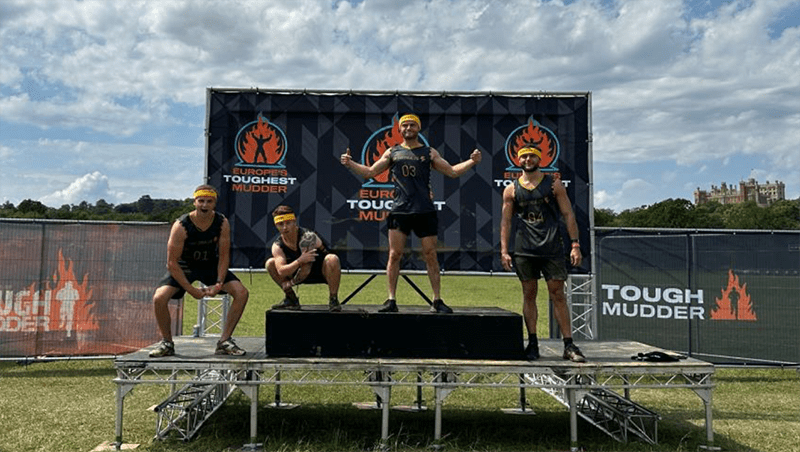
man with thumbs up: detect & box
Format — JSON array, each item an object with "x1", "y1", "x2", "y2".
[{"x1": 340, "y1": 114, "x2": 481, "y2": 313}]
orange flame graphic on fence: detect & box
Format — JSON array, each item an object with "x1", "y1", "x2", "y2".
[
  {"x1": 237, "y1": 115, "x2": 284, "y2": 165},
  {"x1": 49, "y1": 250, "x2": 98, "y2": 332},
  {"x1": 711, "y1": 269, "x2": 756, "y2": 321}
]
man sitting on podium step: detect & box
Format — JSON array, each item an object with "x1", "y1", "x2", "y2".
[
  {"x1": 149, "y1": 185, "x2": 249, "y2": 357},
  {"x1": 266, "y1": 205, "x2": 342, "y2": 312}
]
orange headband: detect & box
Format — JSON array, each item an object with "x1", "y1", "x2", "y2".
[
  {"x1": 193, "y1": 189, "x2": 217, "y2": 199},
  {"x1": 517, "y1": 147, "x2": 542, "y2": 159},
  {"x1": 399, "y1": 114, "x2": 421, "y2": 127},
  {"x1": 273, "y1": 213, "x2": 296, "y2": 224}
]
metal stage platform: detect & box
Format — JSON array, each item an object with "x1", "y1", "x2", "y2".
[{"x1": 113, "y1": 337, "x2": 716, "y2": 451}]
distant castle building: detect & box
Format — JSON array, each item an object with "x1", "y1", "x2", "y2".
[{"x1": 694, "y1": 178, "x2": 785, "y2": 207}]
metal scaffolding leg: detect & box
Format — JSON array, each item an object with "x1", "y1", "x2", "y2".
[
  {"x1": 368, "y1": 384, "x2": 392, "y2": 446},
  {"x1": 393, "y1": 372, "x2": 427, "y2": 412},
  {"x1": 239, "y1": 384, "x2": 263, "y2": 451},
  {"x1": 114, "y1": 383, "x2": 135, "y2": 450},
  {"x1": 432, "y1": 372, "x2": 457, "y2": 445},
  {"x1": 501, "y1": 374, "x2": 536, "y2": 415},
  {"x1": 266, "y1": 371, "x2": 299, "y2": 409},
  {"x1": 567, "y1": 388, "x2": 579, "y2": 452},
  {"x1": 694, "y1": 387, "x2": 721, "y2": 451}
]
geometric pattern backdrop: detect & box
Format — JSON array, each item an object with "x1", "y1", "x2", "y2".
[{"x1": 207, "y1": 89, "x2": 592, "y2": 273}]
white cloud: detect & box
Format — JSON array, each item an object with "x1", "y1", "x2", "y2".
[{"x1": 39, "y1": 171, "x2": 121, "y2": 206}]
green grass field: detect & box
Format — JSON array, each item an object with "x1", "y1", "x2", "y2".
[{"x1": 1, "y1": 273, "x2": 798, "y2": 452}]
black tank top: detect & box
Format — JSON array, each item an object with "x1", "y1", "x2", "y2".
[
  {"x1": 513, "y1": 175, "x2": 563, "y2": 257},
  {"x1": 177, "y1": 212, "x2": 224, "y2": 267},
  {"x1": 389, "y1": 145, "x2": 435, "y2": 214},
  {"x1": 274, "y1": 227, "x2": 328, "y2": 263}
]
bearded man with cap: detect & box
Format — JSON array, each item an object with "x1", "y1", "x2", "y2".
[
  {"x1": 499, "y1": 146, "x2": 586, "y2": 362},
  {"x1": 266, "y1": 204, "x2": 342, "y2": 312},
  {"x1": 149, "y1": 185, "x2": 249, "y2": 357},
  {"x1": 340, "y1": 113, "x2": 481, "y2": 314}
]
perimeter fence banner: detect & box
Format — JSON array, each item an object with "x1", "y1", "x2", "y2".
[
  {"x1": 596, "y1": 228, "x2": 800, "y2": 365},
  {"x1": 0, "y1": 220, "x2": 177, "y2": 357},
  {"x1": 206, "y1": 89, "x2": 592, "y2": 273}
]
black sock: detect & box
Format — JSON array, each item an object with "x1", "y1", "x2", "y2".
[
  {"x1": 285, "y1": 290, "x2": 298, "y2": 302},
  {"x1": 528, "y1": 334, "x2": 538, "y2": 347},
  {"x1": 563, "y1": 337, "x2": 573, "y2": 347}
]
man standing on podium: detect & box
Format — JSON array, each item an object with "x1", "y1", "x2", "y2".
[
  {"x1": 340, "y1": 113, "x2": 481, "y2": 313},
  {"x1": 500, "y1": 146, "x2": 586, "y2": 363}
]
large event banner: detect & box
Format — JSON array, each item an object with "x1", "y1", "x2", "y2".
[
  {"x1": 0, "y1": 220, "x2": 177, "y2": 357},
  {"x1": 596, "y1": 229, "x2": 800, "y2": 364},
  {"x1": 206, "y1": 89, "x2": 592, "y2": 273}
]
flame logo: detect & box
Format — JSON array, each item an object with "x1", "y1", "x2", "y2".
[
  {"x1": 234, "y1": 114, "x2": 287, "y2": 167},
  {"x1": 50, "y1": 249, "x2": 98, "y2": 333},
  {"x1": 504, "y1": 117, "x2": 559, "y2": 171},
  {"x1": 711, "y1": 269, "x2": 757, "y2": 321},
  {"x1": 361, "y1": 115, "x2": 429, "y2": 188}
]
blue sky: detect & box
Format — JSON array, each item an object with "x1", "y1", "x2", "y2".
[{"x1": 1, "y1": 0, "x2": 798, "y2": 212}]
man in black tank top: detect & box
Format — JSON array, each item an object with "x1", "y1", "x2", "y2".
[
  {"x1": 500, "y1": 147, "x2": 586, "y2": 363},
  {"x1": 341, "y1": 113, "x2": 482, "y2": 313},
  {"x1": 149, "y1": 185, "x2": 250, "y2": 357},
  {"x1": 265, "y1": 205, "x2": 342, "y2": 312}
]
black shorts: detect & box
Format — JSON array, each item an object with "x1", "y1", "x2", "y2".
[
  {"x1": 295, "y1": 253, "x2": 328, "y2": 285},
  {"x1": 157, "y1": 265, "x2": 240, "y2": 299},
  {"x1": 513, "y1": 255, "x2": 567, "y2": 282},
  {"x1": 387, "y1": 211, "x2": 438, "y2": 238}
]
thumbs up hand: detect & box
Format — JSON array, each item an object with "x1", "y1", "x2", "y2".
[{"x1": 340, "y1": 148, "x2": 352, "y2": 167}]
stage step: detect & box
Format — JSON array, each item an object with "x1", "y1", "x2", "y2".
[
  {"x1": 525, "y1": 373, "x2": 659, "y2": 444},
  {"x1": 266, "y1": 305, "x2": 524, "y2": 359},
  {"x1": 577, "y1": 389, "x2": 660, "y2": 444},
  {"x1": 152, "y1": 369, "x2": 235, "y2": 441}
]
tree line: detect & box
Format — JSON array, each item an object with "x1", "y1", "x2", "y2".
[
  {"x1": 595, "y1": 198, "x2": 800, "y2": 230},
  {"x1": 1, "y1": 195, "x2": 798, "y2": 229},
  {"x1": 0, "y1": 196, "x2": 194, "y2": 222}
]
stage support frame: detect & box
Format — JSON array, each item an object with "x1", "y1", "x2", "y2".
[{"x1": 113, "y1": 338, "x2": 716, "y2": 451}]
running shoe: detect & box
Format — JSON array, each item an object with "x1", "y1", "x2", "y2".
[
  {"x1": 378, "y1": 298, "x2": 398, "y2": 312},
  {"x1": 430, "y1": 298, "x2": 453, "y2": 314},
  {"x1": 215, "y1": 338, "x2": 246, "y2": 356},
  {"x1": 271, "y1": 298, "x2": 300, "y2": 310},
  {"x1": 563, "y1": 343, "x2": 586, "y2": 363},
  {"x1": 149, "y1": 340, "x2": 174, "y2": 358}
]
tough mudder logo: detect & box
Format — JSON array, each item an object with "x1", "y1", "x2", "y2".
[
  {"x1": 0, "y1": 250, "x2": 97, "y2": 335},
  {"x1": 710, "y1": 269, "x2": 756, "y2": 321},
  {"x1": 348, "y1": 115, "x2": 443, "y2": 222},
  {"x1": 235, "y1": 114, "x2": 286, "y2": 167},
  {"x1": 494, "y1": 117, "x2": 567, "y2": 188},
  {"x1": 223, "y1": 113, "x2": 297, "y2": 193},
  {"x1": 602, "y1": 269, "x2": 757, "y2": 322}
]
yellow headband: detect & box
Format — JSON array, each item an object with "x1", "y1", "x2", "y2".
[
  {"x1": 273, "y1": 213, "x2": 296, "y2": 224},
  {"x1": 399, "y1": 114, "x2": 421, "y2": 127},
  {"x1": 193, "y1": 189, "x2": 217, "y2": 199},
  {"x1": 517, "y1": 147, "x2": 542, "y2": 159}
]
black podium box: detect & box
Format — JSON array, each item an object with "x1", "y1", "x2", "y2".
[{"x1": 265, "y1": 305, "x2": 524, "y2": 360}]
